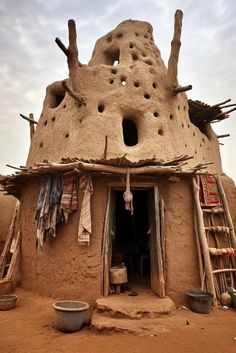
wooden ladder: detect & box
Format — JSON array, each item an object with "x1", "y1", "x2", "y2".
[
  {"x1": 0, "y1": 201, "x2": 21, "y2": 281},
  {"x1": 193, "y1": 175, "x2": 236, "y2": 305}
]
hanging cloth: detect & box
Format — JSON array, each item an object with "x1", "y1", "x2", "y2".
[
  {"x1": 78, "y1": 172, "x2": 93, "y2": 245},
  {"x1": 35, "y1": 174, "x2": 63, "y2": 251},
  {"x1": 60, "y1": 171, "x2": 79, "y2": 222},
  {"x1": 199, "y1": 174, "x2": 221, "y2": 206}
]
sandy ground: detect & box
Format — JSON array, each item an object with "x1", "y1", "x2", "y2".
[{"x1": 1, "y1": 288, "x2": 236, "y2": 353}]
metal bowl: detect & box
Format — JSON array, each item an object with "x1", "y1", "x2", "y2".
[{"x1": 0, "y1": 295, "x2": 17, "y2": 311}]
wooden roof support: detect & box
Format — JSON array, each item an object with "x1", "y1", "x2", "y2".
[
  {"x1": 173, "y1": 84, "x2": 192, "y2": 95},
  {"x1": 167, "y1": 9, "x2": 183, "y2": 87}
]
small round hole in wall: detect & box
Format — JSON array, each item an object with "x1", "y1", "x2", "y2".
[
  {"x1": 158, "y1": 128, "x2": 164, "y2": 136},
  {"x1": 152, "y1": 82, "x2": 157, "y2": 89},
  {"x1": 182, "y1": 123, "x2": 184, "y2": 128},
  {"x1": 51, "y1": 117, "x2": 56, "y2": 122},
  {"x1": 144, "y1": 93, "x2": 150, "y2": 99},
  {"x1": 195, "y1": 150, "x2": 197, "y2": 155},
  {"x1": 65, "y1": 133, "x2": 69, "y2": 139},
  {"x1": 135, "y1": 32, "x2": 139, "y2": 37},
  {"x1": 153, "y1": 112, "x2": 159, "y2": 118},
  {"x1": 39, "y1": 142, "x2": 43, "y2": 148},
  {"x1": 142, "y1": 52, "x2": 147, "y2": 57},
  {"x1": 170, "y1": 114, "x2": 174, "y2": 120},
  {"x1": 202, "y1": 138, "x2": 205, "y2": 143},
  {"x1": 116, "y1": 33, "x2": 123, "y2": 39},
  {"x1": 111, "y1": 68, "x2": 117, "y2": 74},
  {"x1": 188, "y1": 124, "x2": 190, "y2": 128},
  {"x1": 132, "y1": 53, "x2": 139, "y2": 61},
  {"x1": 109, "y1": 79, "x2": 114, "y2": 84},
  {"x1": 106, "y1": 36, "x2": 112, "y2": 43},
  {"x1": 63, "y1": 104, "x2": 66, "y2": 109},
  {"x1": 178, "y1": 105, "x2": 180, "y2": 110},
  {"x1": 144, "y1": 60, "x2": 152, "y2": 66},
  {"x1": 185, "y1": 143, "x2": 188, "y2": 147},
  {"x1": 134, "y1": 81, "x2": 140, "y2": 87},
  {"x1": 44, "y1": 120, "x2": 48, "y2": 126},
  {"x1": 129, "y1": 43, "x2": 134, "y2": 49},
  {"x1": 193, "y1": 132, "x2": 195, "y2": 137},
  {"x1": 98, "y1": 104, "x2": 105, "y2": 113}
]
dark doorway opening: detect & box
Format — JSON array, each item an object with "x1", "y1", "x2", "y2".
[{"x1": 112, "y1": 190, "x2": 150, "y2": 287}]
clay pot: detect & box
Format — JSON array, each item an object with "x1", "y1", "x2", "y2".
[{"x1": 220, "y1": 292, "x2": 231, "y2": 306}]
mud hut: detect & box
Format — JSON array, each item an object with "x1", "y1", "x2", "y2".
[{"x1": 1, "y1": 10, "x2": 236, "y2": 309}]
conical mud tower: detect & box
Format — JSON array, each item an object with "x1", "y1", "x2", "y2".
[{"x1": 1, "y1": 10, "x2": 236, "y2": 308}]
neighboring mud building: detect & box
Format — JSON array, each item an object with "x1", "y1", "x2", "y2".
[{"x1": 1, "y1": 10, "x2": 236, "y2": 306}]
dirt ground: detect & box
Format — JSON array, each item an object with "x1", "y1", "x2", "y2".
[{"x1": 1, "y1": 288, "x2": 236, "y2": 353}]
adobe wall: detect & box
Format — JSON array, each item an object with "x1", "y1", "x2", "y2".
[
  {"x1": 26, "y1": 20, "x2": 222, "y2": 175},
  {"x1": 0, "y1": 193, "x2": 16, "y2": 242},
  {"x1": 19, "y1": 176, "x2": 107, "y2": 303},
  {"x1": 19, "y1": 174, "x2": 202, "y2": 303}
]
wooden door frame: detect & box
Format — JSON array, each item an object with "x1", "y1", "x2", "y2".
[{"x1": 101, "y1": 183, "x2": 165, "y2": 297}]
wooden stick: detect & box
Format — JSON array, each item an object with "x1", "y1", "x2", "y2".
[
  {"x1": 192, "y1": 177, "x2": 217, "y2": 304},
  {"x1": 173, "y1": 85, "x2": 192, "y2": 95},
  {"x1": 29, "y1": 113, "x2": 35, "y2": 140},
  {"x1": 220, "y1": 104, "x2": 236, "y2": 109},
  {"x1": 217, "y1": 134, "x2": 230, "y2": 139},
  {"x1": 211, "y1": 99, "x2": 231, "y2": 108},
  {"x1": 20, "y1": 114, "x2": 38, "y2": 125},
  {"x1": 68, "y1": 19, "x2": 82, "y2": 78},
  {"x1": 6, "y1": 230, "x2": 21, "y2": 280},
  {"x1": 193, "y1": 203, "x2": 204, "y2": 288},
  {"x1": 0, "y1": 201, "x2": 20, "y2": 278},
  {"x1": 55, "y1": 37, "x2": 69, "y2": 56},
  {"x1": 213, "y1": 268, "x2": 236, "y2": 274},
  {"x1": 62, "y1": 80, "x2": 85, "y2": 106},
  {"x1": 167, "y1": 9, "x2": 183, "y2": 87},
  {"x1": 103, "y1": 135, "x2": 108, "y2": 159},
  {"x1": 216, "y1": 176, "x2": 236, "y2": 248},
  {"x1": 213, "y1": 107, "x2": 236, "y2": 121}
]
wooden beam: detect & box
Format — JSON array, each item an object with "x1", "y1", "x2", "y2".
[
  {"x1": 55, "y1": 37, "x2": 69, "y2": 56},
  {"x1": 167, "y1": 9, "x2": 183, "y2": 87},
  {"x1": 217, "y1": 134, "x2": 230, "y2": 139},
  {"x1": 213, "y1": 268, "x2": 236, "y2": 274},
  {"x1": 62, "y1": 80, "x2": 85, "y2": 106},
  {"x1": 173, "y1": 84, "x2": 192, "y2": 95},
  {"x1": 20, "y1": 114, "x2": 38, "y2": 125},
  {"x1": 29, "y1": 113, "x2": 35, "y2": 140}
]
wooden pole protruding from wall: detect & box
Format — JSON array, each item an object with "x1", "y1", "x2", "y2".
[
  {"x1": 173, "y1": 85, "x2": 192, "y2": 95},
  {"x1": 20, "y1": 113, "x2": 38, "y2": 141},
  {"x1": 167, "y1": 9, "x2": 183, "y2": 87},
  {"x1": 68, "y1": 19, "x2": 82, "y2": 79}
]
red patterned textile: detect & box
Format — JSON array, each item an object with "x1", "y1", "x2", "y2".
[{"x1": 199, "y1": 175, "x2": 221, "y2": 206}]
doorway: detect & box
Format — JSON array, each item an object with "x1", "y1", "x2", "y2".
[
  {"x1": 101, "y1": 186, "x2": 165, "y2": 298},
  {"x1": 112, "y1": 190, "x2": 150, "y2": 287}
]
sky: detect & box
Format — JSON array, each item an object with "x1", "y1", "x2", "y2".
[{"x1": 0, "y1": 0, "x2": 235, "y2": 181}]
